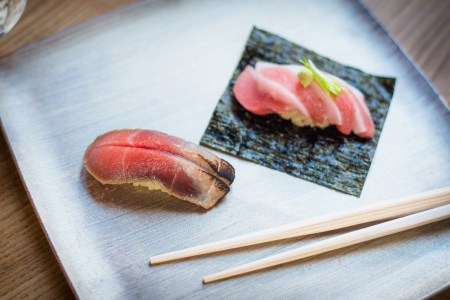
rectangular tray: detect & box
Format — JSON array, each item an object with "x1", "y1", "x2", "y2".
[{"x1": 1, "y1": 0, "x2": 449, "y2": 298}]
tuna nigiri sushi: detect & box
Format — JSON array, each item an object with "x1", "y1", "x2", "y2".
[
  {"x1": 84, "y1": 129, "x2": 235, "y2": 209},
  {"x1": 233, "y1": 59, "x2": 375, "y2": 138},
  {"x1": 202, "y1": 27, "x2": 396, "y2": 197}
]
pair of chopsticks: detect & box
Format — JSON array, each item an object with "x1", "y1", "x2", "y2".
[{"x1": 150, "y1": 187, "x2": 450, "y2": 283}]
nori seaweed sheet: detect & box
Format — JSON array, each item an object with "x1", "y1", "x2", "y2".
[{"x1": 200, "y1": 27, "x2": 396, "y2": 197}]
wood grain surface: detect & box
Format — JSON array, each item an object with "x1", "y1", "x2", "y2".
[{"x1": 0, "y1": 0, "x2": 449, "y2": 299}]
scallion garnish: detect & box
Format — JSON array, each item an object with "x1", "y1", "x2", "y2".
[{"x1": 299, "y1": 58, "x2": 345, "y2": 97}]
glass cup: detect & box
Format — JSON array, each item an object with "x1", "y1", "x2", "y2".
[{"x1": 0, "y1": 0, "x2": 27, "y2": 37}]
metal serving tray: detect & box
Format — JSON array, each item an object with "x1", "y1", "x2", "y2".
[{"x1": 1, "y1": 0, "x2": 449, "y2": 298}]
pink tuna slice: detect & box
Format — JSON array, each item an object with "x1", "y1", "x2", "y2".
[
  {"x1": 232, "y1": 66, "x2": 289, "y2": 115},
  {"x1": 284, "y1": 63, "x2": 342, "y2": 126},
  {"x1": 307, "y1": 80, "x2": 342, "y2": 126},
  {"x1": 334, "y1": 90, "x2": 356, "y2": 135},
  {"x1": 255, "y1": 62, "x2": 342, "y2": 125},
  {"x1": 330, "y1": 75, "x2": 375, "y2": 137},
  {"x1": 349, "y1": 85, "x2": 375, "y2": 137},
  {"x1": 253, "y1": 62, "x2": 310, "y2": 119}
]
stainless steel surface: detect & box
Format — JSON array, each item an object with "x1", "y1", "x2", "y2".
[
  {"x1": 0, "y1": 0, "x2": 449, "y2": 298},
  {"x1": 0, "y1": 0, "x2": 26, "y2": 37}
]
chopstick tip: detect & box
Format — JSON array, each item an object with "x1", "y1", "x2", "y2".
[
  {"x1": 203, "y1": 273, "x2": 225, "y2": 284},
  {"x1": 149, "y1": 257, "x2": 158, "y2": 266}
]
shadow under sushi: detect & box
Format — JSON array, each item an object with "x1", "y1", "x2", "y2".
[{"x1": 82, "y1": 168, "x2": 228, "y2": 214}]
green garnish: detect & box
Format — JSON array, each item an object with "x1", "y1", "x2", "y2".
[
  {"x1": 299, "y1": 58, "x2": 345, "y2": 97},
  {"x1": 297, "y1": 68, "x2": 313, "y2": 87}
]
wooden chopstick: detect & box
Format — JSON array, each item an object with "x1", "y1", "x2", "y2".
[
  {"x1": 203, "y1": 204, "x2": 450, "y2": 283},
  {"x1": 150, "y1": 187, "x2": 450, "y2": 264}
]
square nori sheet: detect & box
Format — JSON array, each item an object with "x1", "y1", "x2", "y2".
[{"x1": 200, "y1": 27, "x2": 396, "y2": 197}]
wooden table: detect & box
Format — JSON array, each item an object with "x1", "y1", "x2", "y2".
[{"x1": 0, "y1": 0, "x2": 449, "y2": 298}]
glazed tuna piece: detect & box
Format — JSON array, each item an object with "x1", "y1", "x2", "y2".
[{"x1": 84, "y1": 129, "x2": 235, "y2": 209}]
